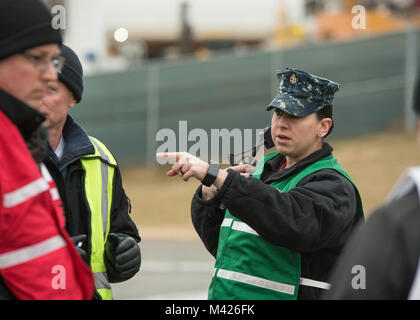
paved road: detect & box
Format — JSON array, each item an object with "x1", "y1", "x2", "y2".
[{"x1": 111, "y1": 240, "x2": 214, "y2": 300}]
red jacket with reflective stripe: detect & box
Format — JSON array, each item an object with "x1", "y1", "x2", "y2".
[{"x1": 0, "y1": 109, "x2": 94, "y2": 300}]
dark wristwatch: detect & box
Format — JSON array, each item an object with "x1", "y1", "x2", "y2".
[{"x1": 202, "y1": 161, "x2": 221, "y2": 187}]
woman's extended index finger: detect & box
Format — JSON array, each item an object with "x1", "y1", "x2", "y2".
[{"x1": 156, "y1": 152, "x2": 181, "y2": 161}]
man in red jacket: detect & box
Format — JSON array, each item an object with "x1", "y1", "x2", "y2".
[{"x1": 0, "y1": 0, "x2": 94, "y2": 299}]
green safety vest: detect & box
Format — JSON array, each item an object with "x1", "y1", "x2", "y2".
[
  {"x1": 80, "y1": 137, "x2": 117, "y2": 300},
  {"x1": 208, "y1": 152, "x2": 364, "y2": 300}
]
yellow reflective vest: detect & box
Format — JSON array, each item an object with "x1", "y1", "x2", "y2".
[{"x1": 80, "y1": 137, "x2": 117, "y2": 300}]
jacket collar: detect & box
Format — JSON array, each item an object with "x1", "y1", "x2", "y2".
[
  {"x1": 48, "y1": 115, "x2": 95, "y2": 170},
  {"x1": 262, "y1": 142, "x2": 333, "y2": 184},
  {"x1": 0, "y1": 89, "x2": 45, "y2": 140},
  {"x1": 387, "y1": 166, "x2": 420, "y2": 205}
]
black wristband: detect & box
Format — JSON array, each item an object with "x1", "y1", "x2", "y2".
[{"x1": 202, "y1": 161, "x2": 221, "y2": 187}]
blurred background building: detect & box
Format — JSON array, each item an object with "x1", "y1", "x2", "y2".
[
  {"x1": 41, "y1": 0, "x2": 420, "y2": 166},
  {"x1": 43, "y1": 0, "x2": 420, "y2": 73}
]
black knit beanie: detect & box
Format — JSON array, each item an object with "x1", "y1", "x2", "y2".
[
  {"x1": 58, "y1": 45, "x2": 83, "y2": 103},
  {"x1": 0, "y1": 0, "x2": 62, "y2": 60}
]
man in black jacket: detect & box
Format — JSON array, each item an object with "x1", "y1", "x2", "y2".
[
  {"x1": 324, "y1": 77, "x2": 420, "y2": 300},
  {"x1": 40, "y1": 45, "x2": 141, "y2": 300}
]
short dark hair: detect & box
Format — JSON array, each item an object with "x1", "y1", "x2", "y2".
[{"x1": 316, "y1": 105, "x2": 333, "y2": 138}]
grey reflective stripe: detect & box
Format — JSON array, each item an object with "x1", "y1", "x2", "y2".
[
  {"x1": 231, "y1": 221, "x2": 258, "y2": 236},
  {"x1": 3, "y1": 177, "x2": 49, "y2": 208},
  {"x1": 216, "y1": 268, "x2": 295, "y2": 295},
  {"x1": 222, "y1": 219, "x2": 258, "y2": 235},
  {"x1": 49, "y1": 187, "x2": 60, "y2": 201},
  {"x1": 221, "y1": 218, "x2": 233, "y2": 228},
  {"x1": 223, "y1": 220, "x2": 331, "y2": 290},
  {"x1": 0, "y1": 235, "x2": 66, "y2": 269},
  {"x1": 93, "y1": 272, "x2": 111, "y2": 290},
  {"x1": 300, "y1": 277, "x2": 331, "y2": 290},
  {"x1": 40, "y1": 163, "x2": 52, "y2": 182},
  {"x1": 40, "y1": 164, "x2": 60, "y2": 200},
  {"x1": 408, "y1": 255, "x2": 420, "y2": 299},
  {"x1": 90, "y1": 138, "x2": 109, "y2": 238}
]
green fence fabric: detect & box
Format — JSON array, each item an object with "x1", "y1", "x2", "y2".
[{"x1": 71, "y1": 30, "x2": 420, "y2": 166}]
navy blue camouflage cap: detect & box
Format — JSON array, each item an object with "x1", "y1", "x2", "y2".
[{"x1": 267, "y1": 68, "x2": 340, "y2": 117}]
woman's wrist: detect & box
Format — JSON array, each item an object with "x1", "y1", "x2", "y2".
[{"x1": 212, "y1": 169, "x2": 228, "y2": 190}]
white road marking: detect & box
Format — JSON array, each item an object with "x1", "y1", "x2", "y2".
[
  {"x1": 140, "y1": 290, "x2": 208, "y2": 300},
  {"x1": 141, "y1": 261, "x2": 213, "y2": 274}
]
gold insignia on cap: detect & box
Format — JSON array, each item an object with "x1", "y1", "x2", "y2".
[{"x1": 290, "y1": 73, "x2": 297, "y2": 85}]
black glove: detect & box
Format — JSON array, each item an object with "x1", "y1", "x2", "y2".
[
  {"x1": 105, "y1": 233, "x2": 141, "y2": 282},
  {"x1": 71, "y1": 234, "x2": 88, "y2": 264}
]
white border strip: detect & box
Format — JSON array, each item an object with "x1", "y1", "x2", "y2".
[
  {"x1": 40, "y1": 163, "x2": 52, "y2": 182},
  {"x1": 3, "y1": 177, "x2": 49, "y2": 208},
  {"x1": 0, "y1": 235, "x2": 66, "y2": 269},
  {"x1": 222, "y1": 219, "x2": 330, "y2": 290},
  {"x1": 221, "y1": 218, "x2": 233, "y2": 228},
  {"x1": 231, "y1": 221, "x2": 259, "y2": 236},
  {"x1": 216, "y1": 268, "x2": 295, "y2": 295},
  {"x1": 300, "y1": 277, "x2": 331, "y2": 290},
  {"x1": 49, "y1": 188, "x2": 60, "y2": 201}
]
